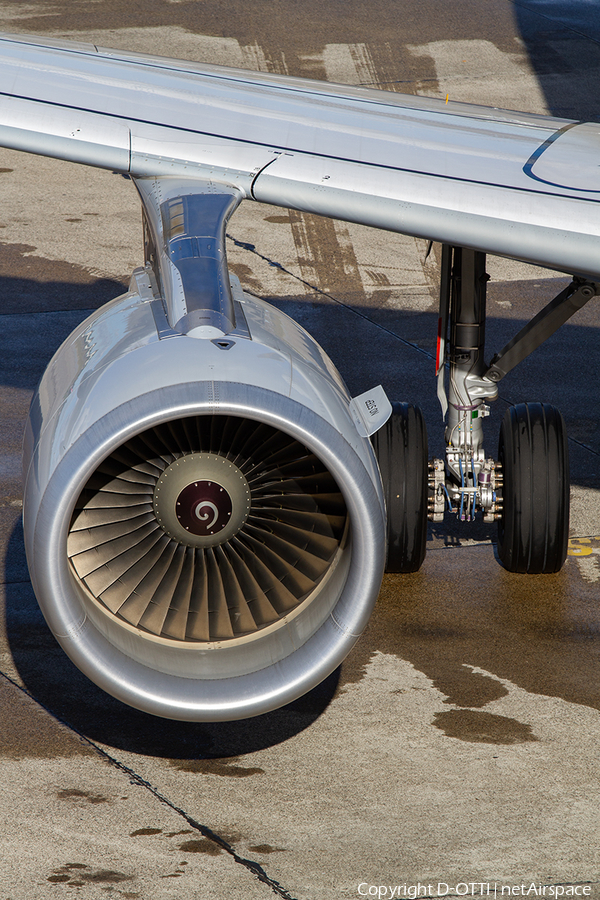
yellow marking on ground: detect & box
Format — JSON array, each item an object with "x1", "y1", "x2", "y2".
[{"x1": 568, "y1": 536, "x2": 600, "y2": 557}]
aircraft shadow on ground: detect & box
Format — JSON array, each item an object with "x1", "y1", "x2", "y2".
[{"x1": 515, "y1": 0, "x2": 600, "y2": 122}]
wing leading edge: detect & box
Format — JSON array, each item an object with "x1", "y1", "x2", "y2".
[{"x1": 1, "y1": 32, "x2": 600, "y2": 277}]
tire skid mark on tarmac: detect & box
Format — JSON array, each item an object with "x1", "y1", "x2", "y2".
[
  {"x1": 0, "y1": 668, "x2": 301, "y2": 900},
  {"x1": 288, "y1": 211, "x2": 363, "y2": 298}
]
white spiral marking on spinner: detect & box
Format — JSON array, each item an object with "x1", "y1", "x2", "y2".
[{"x1": 195, "y1": 501, "x2": 219, "y2": 529}]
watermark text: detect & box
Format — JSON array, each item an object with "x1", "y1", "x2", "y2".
[{"x1": 357, "y1": 884, "x2": 592, "y2": 899}]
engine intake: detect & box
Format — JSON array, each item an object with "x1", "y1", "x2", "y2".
[{"x1": 67, "y1": 415, "x2": 348, "y2": 644}]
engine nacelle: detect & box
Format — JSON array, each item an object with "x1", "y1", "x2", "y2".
[{"x1": 23, "y1": 272, "x2": 386, "y2": 720}]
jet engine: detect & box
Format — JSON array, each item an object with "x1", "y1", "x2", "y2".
[{"x1": 22, "y1": 256, "x2": 388, "y2": 721}]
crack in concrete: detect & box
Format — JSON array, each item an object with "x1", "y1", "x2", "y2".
[{"x1": 0, "y1": 669, "x2": 301, "y2": 900}]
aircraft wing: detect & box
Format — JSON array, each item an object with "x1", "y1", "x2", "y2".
[{"x1": 1, "y1": 32, "x2": 600, "y2": 279}]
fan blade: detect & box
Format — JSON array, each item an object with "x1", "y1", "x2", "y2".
[
  {"x1": 67, "y1": 511, "x2": 156, "y2": 555},
  {"x1": 161, "y1": 547, "x2": 196, "y2": 640},
  {"x1": 185, "y1": 550, "x2": 210, "y2": 641}
]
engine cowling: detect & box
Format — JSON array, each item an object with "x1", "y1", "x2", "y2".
[{"x1": 23, "y1": 272, "x2": 386, "y2": 721}]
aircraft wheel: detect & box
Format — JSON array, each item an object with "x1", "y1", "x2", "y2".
[
  {"x1": 497, "y1": 402, "x2": 569, "y2": 574},
  {"x1": 372, "y1": 401, "x2": 428, "y2": 573}
]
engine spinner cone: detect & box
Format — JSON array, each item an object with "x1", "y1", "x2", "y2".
[{"x1": 153, "y1": 452, "x2": 251, "y2": 547}]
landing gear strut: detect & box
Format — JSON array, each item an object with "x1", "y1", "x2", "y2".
[{"x1": 430, "y1": 246, "x2": 501, "y2": 526}]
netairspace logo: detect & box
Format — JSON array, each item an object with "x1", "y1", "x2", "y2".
[{"x1": 357, "y1": 884, "x2": 592, "y2": 899}]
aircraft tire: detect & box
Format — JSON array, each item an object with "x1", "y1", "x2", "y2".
[
  {"x1": 497, "y1": 402, "x2": 569, "y2": 574},
  {"x1": 372, "y1": 401, "x2": 428, "y2": 573}
]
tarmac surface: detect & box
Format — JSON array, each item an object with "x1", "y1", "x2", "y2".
[{"x1": 0, "y1": 1, "x2": 599, "y2": 898}]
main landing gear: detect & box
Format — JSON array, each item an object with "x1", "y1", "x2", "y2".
[{"x1": 373, "y1": 245, "x2": 598, "y2": 574}]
